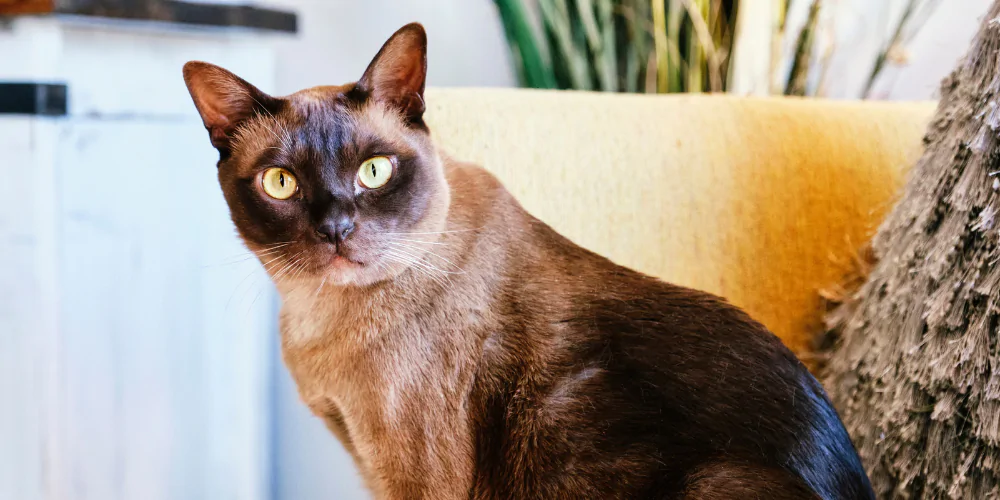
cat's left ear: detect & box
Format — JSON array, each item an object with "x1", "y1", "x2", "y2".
[{"x1": 356, "y1": 23, "x2": 428, "y2": 123}]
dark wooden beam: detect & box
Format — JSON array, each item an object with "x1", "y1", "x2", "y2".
[
  {"x1": 0, "y1": 83, "x2": 68, "y2": 116},
  {"x1": 0, "y1": 0, "x2": 55, "y2": 15},
  {"x1": 0, "y1": 0, "x2": 297, "y2": 33}
]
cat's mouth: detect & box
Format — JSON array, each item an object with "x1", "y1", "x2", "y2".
[{"x1": 329, "y1": 253, "x2": 364, "y2": 268}]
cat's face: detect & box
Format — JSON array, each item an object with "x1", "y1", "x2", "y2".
[{"x1": 184, "y1": 24, "x2": 449, "y2": 287}]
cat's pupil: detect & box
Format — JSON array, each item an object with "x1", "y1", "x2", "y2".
[
  {"x1": 279, "y1": 173, "x2": 285, "y2": 187},
  {"x1": 371, "y1": 164, "x2": 377, "y2": 176}
]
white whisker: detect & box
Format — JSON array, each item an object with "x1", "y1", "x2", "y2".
[
  {"x1": 384, "y1": 250, "x2": 449, "y2": 289},
  {"x1": 261, "y1": 251, "x2": 293, "y2": 273},
  {"x1": 204, "y1": 242, "x2": 292, "y2": 268},
  {"x1": 384, "y1": 226, "x2": 484, "y2": 236},
  {"x1": 311, "y1": 275, "x2": 328, "y2": 302},
  {"x1": 277, "y1": 256, "x2": 307, "y2": 283},
  {"x1": 386, "y1": 242, "x2": 464, "y2": 275},
  {"x1": 390, "y1": 237, "x2": 448, "y2": 246},
  {"x1": 226, "y1": 267, "x2": 261, "y2": 312},
  {"x1": 270, "y1": 252, "x2": 304, "y2": 282},
  {"x1": 386, "y1": 246, "x2": 455, "y2": 275},
  {"x1": 286, "y1": 257, "x2": 312, "y2": 284},
  {"x1": 245, "y1": 284, "x2": 267, "y2": 317},
  {"x1": 387, "y1": 241, "x2": 464, "y2": 273}
]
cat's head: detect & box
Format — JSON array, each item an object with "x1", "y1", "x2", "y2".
[{"x1": 183, "y1": 23, "x2": 450, "y2": 288}]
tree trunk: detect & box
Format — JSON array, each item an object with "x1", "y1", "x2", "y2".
[{"x1": 824, "y1": 3, "x2": 1000, "y2": 499}]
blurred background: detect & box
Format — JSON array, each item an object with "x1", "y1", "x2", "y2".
[{"x1": 0, "y1": 1, "x2": 991, "y2": 499}]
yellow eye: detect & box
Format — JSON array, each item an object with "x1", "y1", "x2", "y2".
[
  {"x1": 261, "y1": 168, "x2": 298, "y2": 200},
  {"x1": 358, "y1": 156, "x2": 393, "y2": 189}
]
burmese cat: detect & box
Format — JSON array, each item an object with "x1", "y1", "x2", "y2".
[{"x1": 183, "y1": 23, "x2": 873, "y2": 500}]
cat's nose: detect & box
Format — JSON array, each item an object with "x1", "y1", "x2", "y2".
[{"x1": 317, "y1": 217, "x2": 354, "y2": 242}]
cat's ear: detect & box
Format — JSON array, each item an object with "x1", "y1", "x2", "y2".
[
  {"x1": 182, "y1": 61, "x2": 279, "y2": 154},
  {"x1": 356, "y1": 23, "x2": 428, "y2": 123}
]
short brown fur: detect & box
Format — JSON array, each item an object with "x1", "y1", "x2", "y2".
[{"x1": 183, "y1": 23, "x2": 873, "y2": 500}]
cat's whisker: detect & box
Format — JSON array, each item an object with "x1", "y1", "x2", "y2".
[
  {"x1": 388, "y1": 249, "x2": 462, "y2": 277},
  {"x1": 389, "y1": 237, "x2": 448, "y2": 246},
  {"x1": 239, "y1": 272, "x2": 275, "y2": 322},
  {"x1": 384, "y1": 252, "x2": 439, "y2": 287},
  {"x1": 386, "y1": 242, "x2": 464, "y2": 275},
  {"x1": 387, "y1": 241, "x2": 465, "y2": 273},
  {"x1": 203, "y1": 254, "x2": 258, "y2": 269},
  {"x1": 261, "y1": 251, "x2": 293, "y2": 273},
  {"x1": 205, "y1": 242, "x2": 293, "y2": 268},
  {"x1": 386, "y1": 245, "x2": 457, "y2": 276},
  {"x1": 256, "y1": 243, "x2": 295, "y2": 253},
  {"x1": 246, "y1": 246, "x2": 293, "y2": 260},
  {"x1": 384, "y1": 226, "x2": 485, "y2": 236},
  {"x1": 298, "y1": 272, "x2": 332, "y2": 327},
  {"x1": 270, "y1": 251, "x2": 304, "y2": 283},
  {"x1": 227, "y1": 249, "x2": 291, "y2": 310},
  {"x1": 258, "y1": 240, "x2": 295, "y2": 248},
  {"x1": 289, "y1": 254, "x2": 313, "y2": 281},
  {"x1": 286, "y1": 257, "x2": 313, "y2": 285},
  {"x1": 254, "y1": 249, "x2": 291, "y2": 260},
  {"x1": 384, "y1": 250, "x2": 449, "y2": 289},
  {"x1": 245, "y1": 281, "x2": 267, "y2": 318},
  {"x1": 226, "y1": 266, "x2": 263, "y2": 312},
  {"x1": 277, "y1": 256, "x2": 308, "y2": 284},
  {"x1": 311, "y1": 274, "x2": 329, "y2": 302}
]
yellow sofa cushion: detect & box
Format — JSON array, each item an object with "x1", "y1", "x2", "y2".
[{"x1": 424, "y1": 89, "x2": 934, "y2": 358}]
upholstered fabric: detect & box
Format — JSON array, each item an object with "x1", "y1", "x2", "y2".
[{"x1": 424, "y1": 88, "x2": 935, "y2": 358}]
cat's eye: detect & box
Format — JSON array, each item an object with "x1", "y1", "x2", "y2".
[
  {"x1": 358, "y1": 156, "x2": 393, "y2": 189},
  {"x1": 261, "y1": 168, "x2": 298, "y2": 200}
]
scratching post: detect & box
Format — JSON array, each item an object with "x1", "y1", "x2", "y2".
[{"x1": 825, "y1": 2, "x2": 1000, "y2": 497}]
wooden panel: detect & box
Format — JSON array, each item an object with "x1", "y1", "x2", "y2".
[
  {"x1": 0, "y1": 117, "x2": 63, "y2": 500},
  {"x1": 0, "y1": 104, "x2": 275, "y2": 500},
  {"x1": 0, "y1": 0, "x2": 53, "y2": 16},
  {"x1": 0, "y1": 0, "x2": 295, "y2": 32},
  {"x1": 55, "y1": 118, "x2": 274, "y2": 500},
  {"x1": 0, "y1": 14, "x2": 282, "y2": 500}
]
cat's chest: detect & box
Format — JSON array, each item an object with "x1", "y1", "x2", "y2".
[
  {"x1": 278, "y1": 301, "x2": 383, "y2": 401},
  {"x1": 279, "y1": 303, "x2": 477, "y2": 497}
]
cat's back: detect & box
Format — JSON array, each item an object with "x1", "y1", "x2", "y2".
[
  {"x1": 543, "y1": 242, "x2": 873, "y2": 498},
  {"x1": 440, "y1": 157, "x2": 872, "y2": 498}
]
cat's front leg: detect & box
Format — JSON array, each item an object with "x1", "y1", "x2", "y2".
[{"x1": 305, "y1": 398, "x2": 387, "y2": 494}]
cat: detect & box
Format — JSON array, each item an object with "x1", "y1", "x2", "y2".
[{"x1": 183, "y1": 23, "x2": 874, "y2": 500}]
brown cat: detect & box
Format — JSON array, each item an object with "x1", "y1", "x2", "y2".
[{"x1": 183, "y1": 23, "x2": 873, "y2": 500}]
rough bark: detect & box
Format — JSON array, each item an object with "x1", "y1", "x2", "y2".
[{"x1": 824, "y1": 3, "x2": 1000, "y2": 499}]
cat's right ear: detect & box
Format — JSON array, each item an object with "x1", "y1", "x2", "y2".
[
  {"x1": 356, "y1": 23, "x2": 428, "y2": 124},
  {"x1": 182, "y1": 61, "x2": 278, "y2": 155}
]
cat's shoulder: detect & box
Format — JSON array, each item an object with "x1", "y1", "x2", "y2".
[
  {"x1": 573, "y1": 264, "x2": 792, "y2": 359},
  {"x1": 440, "y1": 155, "x2": 506, "y2": 194}
]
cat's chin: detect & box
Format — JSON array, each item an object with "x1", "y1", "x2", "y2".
[
  {"x1": 317, "y1": 254, "x2": 419, "y2": 289},
  {"x1": 314, "y1": 254, "x2": 402, "y2": 288},
  {"x1": 316, "y1": 254, "x2": 371, "y2": 287},
  {"x1": 329, "y1": 254, "x2": 363, "y2": 269}
]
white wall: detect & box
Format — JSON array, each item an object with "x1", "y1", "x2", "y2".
[
  {"x1": 793, "y1": 0, "x2": 993, "y2": 99},
  {"x1": 264, "y1": 0, "x2": 517, "y2": 94},
  {"x1": 877, "y1": 0, "x2": 993, "y2": 100}
]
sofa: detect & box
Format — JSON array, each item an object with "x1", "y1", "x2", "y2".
[{"x1": 425, "y1": 89, "x2": 935, "y2": 360}]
